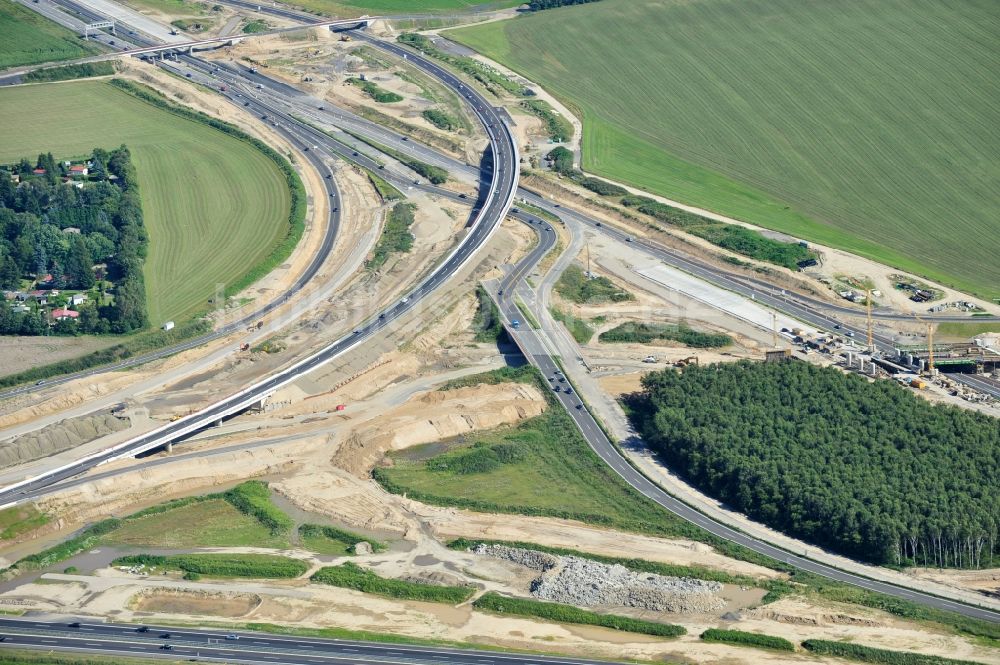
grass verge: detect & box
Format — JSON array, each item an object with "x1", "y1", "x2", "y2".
[
  {"x1": 801, "y1": 639, "x2": 976, "y2": 664},
  {"x1": 345, "y1": 130, "x2": 448, "y2": 184},
  {"x1": 111, "y1": 553, "x2": 307, "y2": 578},
  {"x1": 474, "y1": 592, "x2": 684, "y2": 638},
  {"x1": 311, "y1": 562, "x2": 474, "y2": 603},
  {"x1": 348, "y1": 76, "x2": 403, "y2": 103},
  {"x1": 549, "y1": 306, "x2": 593, "y2": 344},
  {"x1": 599, "y1": 321, "x2": 732, "y2": 348},
  {"x1": 0, "y1": 505, "x2": 50, "y2": 541},
  {"x1": 23, "y1": 61, "x2": 117, "y2": 83},
  {"x1": 700, "y1": 628, "x2": 794, "y2": 652},
  {"x1": 368, "y1": 202, "x2": 415, "y2": 271}
]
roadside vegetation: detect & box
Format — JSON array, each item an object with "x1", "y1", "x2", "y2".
[
  {"x1": 471, "y1": 285, "x2": 504, "y2": 343},
  {"x1": 0, "y1": 649, "x2": 175, "y2": 665},
  {"x1": 421, "y1": 109, "x2": 460, "y2": 131},
  {"x1": 474, "y1": 592, "x2": 684, "y2": 637},
  {"x1": 627, "y1": 361, "x2": 1000, "y2": 569},
  {"x1": 397, "y1": 33, "x2": 525, "y2": 97},
  {"x1": 0, "y1": 0, "x2": 101, "y2": 68},
  {"x1": 599, "y1": 322, "x2": 732, "y2": 348},
  {"x1": 700, "y1": 628, "x2": 794, "y2": 652},
  {"x1": 0, "y1": 505, "x2": 50, "y2": 540},
  {"x1": 241, "y1": 18, "x2": 268, "y2": 33},
  {"x1": 112, "y1": 553, "x2": 308, "y2": 578},
  {"x1": 368, "y1": 202, "x2": 415, "y2": 271},
  {"x1": 549, "y1": 307, "x2": 593, "y2": 343},
  {"x1": 298, "y1": 524, "x2": 385, "y2": 555},
  {"x1": 22, "y1": 62, "x2": 117, "y2": 83},
  {"x1": 555, "y1": 265, "x2": 632, "y2": 304},
  {"x1": 345, "y1": 130, "x2": 448, "y2": 184},
  {"x1": 348, "y1": 77, "x2": 404, "y2": 103},
  {"x1": 447, "y1": 0, "x2": 1000, "y2": 299},
  {"x1": 311, "y1": 562, "x2": 474, "y2": 603},
  {"x1": 362, "y1": 166, "x2": 403, "y2": 203},
  {"x1": 521, "y1": 100, "x2": 572, "y2": 142},
  {"x1": 801, "y1": 639, "x2": 978, "y2": 664}
]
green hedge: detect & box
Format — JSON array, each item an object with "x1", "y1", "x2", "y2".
[
  {"x1": 578, "y1": 176, "x2": 626, "y2": 196},
  {"x1": 701, "y1": 628, "x2": 794, "y2": 651},
  {"x1": 801, "y1": 639, "x2": 977, "y2": 664},
  {"x1": 599, "y1": 321, "x2": 732, "y2": 348},
  {"x1": 422, "y1": 109, "x2": 459, "y2": 131},
  {"x1": 473, "y1": 592, "x2": 684, "y2": 638},
  {"x1": 222, "y1": 480, "x2": 293, "y2": 535},
  {"x1": 23, "y1": 61, "x2": 116, "y2": 83},
  {"x1": 345, "y1": 130, "x2": 448, "y2": 184},
  {"x1": 348, "y1": 77, "x2": 403, "y2": 103},
  {"x1": 113, "y1": 553, "x2": 307, "y2": 578},
  {"x1": 108, "y1": 79, "x2": 306, "y2": 299},
  {"x1": 311, "y1": 562, "x2": 473, "y2": 603},
  {"x1": 16, "y1": 519, "x2": 122, "y2": 568}
]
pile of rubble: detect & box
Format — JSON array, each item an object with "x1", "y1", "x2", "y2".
[{"x1": 471, "y1": 544, "x2": 725, "y2": 613}]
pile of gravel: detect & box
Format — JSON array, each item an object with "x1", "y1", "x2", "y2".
[{"x1": 471, "y1": 543, "x2": 725, "y2": 614}]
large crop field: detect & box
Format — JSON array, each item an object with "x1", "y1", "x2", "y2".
[
  {"x1": 0, "y1": 80, "x2": 290, "y2": 325},
  {"x1": 449, "y1": 0, "x2": 1000, "y2": 299},
  {"x1": 0, "y1": 0, "x2": 101, "y2": 69}
]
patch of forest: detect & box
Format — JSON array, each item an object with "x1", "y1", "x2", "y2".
[
  {"x1": 0, "y1": 146, "x2": 148, "y2": 334},
  {"x1": 626, "y1": 361, "x2": 1000, "y2": 568}
]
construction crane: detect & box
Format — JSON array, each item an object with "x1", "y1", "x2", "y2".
[{"x1": 913, "y1": 312, "x2": 935, "y2": 375}]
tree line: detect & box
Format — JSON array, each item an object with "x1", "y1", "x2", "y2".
[
  {"x1": 626, "y1": 361, "x2": 1000, "y2": 569},
  {"x1": 528, "y1": 0, "x2": 603, "y2": 10},
  {"x1": 0, "y1": 145, "x2": 148, "y2": 335}
]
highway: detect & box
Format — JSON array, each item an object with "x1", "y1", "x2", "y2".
[
  {"x1": 0, "y1": 618, "x2": 622, "y2": 665},
  {"x1": 493, "y1": 216, "x2": 1000, "y2": 624},
  {"x1": 4, "y1": 0, "x2": 999, "y2": 629},
  {"x1": 0, "y1": 8, "x2": 520, "y2": 504}
]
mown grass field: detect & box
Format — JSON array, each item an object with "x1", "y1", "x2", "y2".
[
  {"x1": 0, "y1": 80, "x2": 290, "y2": 325},
  {"x1": 448, "y1": 0, "x2": 1000, "y2": 300},
  {"x1": 0, "y1": 0, "x2": 101, "y2": 69},
  {"x1": 103, "y1": 498, "x2": 289, "y2": 548},
  {"x1": 282, "y1": 0, "x2": 521, "y2": 17}
]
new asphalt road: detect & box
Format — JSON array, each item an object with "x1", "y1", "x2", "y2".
[{"x1": 0, "y1": 617, "x2": 622, "y2": 665}]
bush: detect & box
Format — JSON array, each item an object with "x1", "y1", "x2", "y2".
[
  {"x1": 701, "y1": 628, "x2": 794, "y2": 651},
  {"x1": 599, "y1": 321, "x2": 731, "y2": 348},
  {"x1": 348, "y1": 77, "x2": 403, "y2": 103},
  {"x1": 801, "y1": 639, "x2": 976, "y2": 664},
  {"x1": 521, "y1": 100, "x2": 572, "y2": 142},
  {"x1": 578, "y1": 176, "x2": 627, "y2": 196},
  {"x1": 422, "y1": 109, "x2": 459, "y2": 131},
  {"x1": 549, "y1": 307, "x2": 594, "y2": 344},
  {"x1": 546, "y1": 146, "x2": 574, "y2": 174},
  {"x1": 312, "y1": 562, "x2": 473, "y2": 603},
  {"x1": 555, "y1": 265, "x2": 632, "y2": 304},
  {"x1": 472, "y1": 285, "x2": 504, "y2": 342},
  {"x1": 474, "y1": 592, "x2": 684, "y2": 637},
  {"x1": 427, "y1": 442, "x2": 525, "y2": 475}
]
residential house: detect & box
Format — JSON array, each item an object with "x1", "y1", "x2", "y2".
[
  {"x1": 68, "y1": 164, "x2": 88, "y2": 177},
  {"x1": 50, "y1": 308, "x2": 79, "y2": 320},
  {"x1": 69, "y1": 293, "x2": 87, "y2": 306}
]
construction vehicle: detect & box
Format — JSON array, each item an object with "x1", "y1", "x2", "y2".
[
  {"x1": 642, "y1": 355, "x2": 657, "y2": 363},
  {"x1": 340, "y1": 33, "x2": 351, "y2": 41},
  {"x1": 256, "y1": 320, "x2": 264, "y2": 329},
  {"x1": 335, "y1": 404, "x2": 347, "y2": 411},
  {"x1": 239, "y1": 342, "x2": 250, "y2": 352}
]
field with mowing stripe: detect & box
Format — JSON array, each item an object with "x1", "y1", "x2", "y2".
[
  {"x1": 0, "y1": 0, "x2": 101, "y2": 69},
  {"x1": 0, "y1": 80, "x2": 290, "y2": 325},
  {"x1": 448, "y1": 0, "x2": 1000, "y2": 300}
]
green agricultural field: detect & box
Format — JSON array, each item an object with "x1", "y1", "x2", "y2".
[
  {"x1": 0, "y1": 0, "x2": 101, "y2": 69},
  {"x1": 0, "y1": 80, "x2": 290, "y2": 325},
  {"x1": 448, "y1": 0, "x2": 1000, "y2": 300},
  {"x1": 283, "y1": 0, "x2": 522, "y2": 18}
]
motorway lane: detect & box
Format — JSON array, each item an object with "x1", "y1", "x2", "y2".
[
  {"x1": 0, "y1": 618, "x2": 621, "y2": 665},
  {"x1": 494, "y1": 222, "x2": 1000, "y2": 624},
  {"x1": 0, "y1": 18, "x2": 520, "y2": 504}
]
